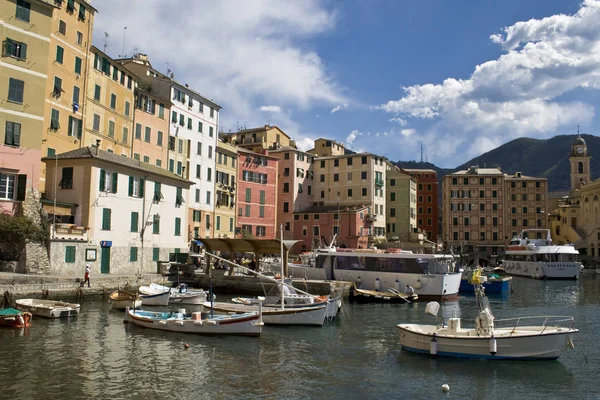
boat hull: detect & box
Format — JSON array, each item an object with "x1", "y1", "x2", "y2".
[
  {"x1": 169, "y1": 293, "x2": 207, "y2": 305},
  {"x1": 0, "y1": 311, "x2": 31, "y2": 328},
  {"x1": 125, "y1": 309, "x2": 261, "y2": 336},
  {"x1": 459, "y1": 277, "x2": 512, "y2": 294},
  {"x1": 502, "y1": 261, "x2": 581, "y2": 280},
  {"x1": 15, "y1": 299, "x2": 80, "y2": 318},
  {"x1": 139, "y1": 291, "x2": 170, "y2": 306},
  {"x1": 204, "y1": 302, "x2": 327, "y2": 326},
  {"x1": 110, "y1": 298, "x2": 142, "y2": 310},
  {"x1": 397, "y1": 324, "x2": 578, "y2": 360}
]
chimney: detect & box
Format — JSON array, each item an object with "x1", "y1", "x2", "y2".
[{"x1": 95, "y1": 140, "x2": 101, "y2": 155}]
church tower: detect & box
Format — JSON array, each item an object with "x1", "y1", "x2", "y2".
[{"x1": 570, "y1": 135, "x2": 591, "y2": 191}]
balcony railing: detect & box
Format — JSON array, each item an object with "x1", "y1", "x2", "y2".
[
  {"x1": 375, "y1": 179, "x2": 384, "y2": 187},
  {"x1": 51, "y1": 224, "x2": 88, "y2": 241}
]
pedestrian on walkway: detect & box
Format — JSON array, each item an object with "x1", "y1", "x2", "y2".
[{"x1": 81, "y1": 263, "x2": 91, "y2": 288}]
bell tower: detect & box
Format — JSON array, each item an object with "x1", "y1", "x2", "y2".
[{"x1": 570, "y1": 135, "x2": 590, "y2": 191}]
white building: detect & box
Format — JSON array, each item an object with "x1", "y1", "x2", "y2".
[
  {"x1": 168, "y1": 82, "x2": 221, "y2": 239},
  {"x1": 43, "y1": 146, "x2": 193, "y2": 275}
]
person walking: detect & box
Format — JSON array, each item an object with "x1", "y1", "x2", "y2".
[{"x1": 82, "y1": 263, "x2": 91, "y2": 288}]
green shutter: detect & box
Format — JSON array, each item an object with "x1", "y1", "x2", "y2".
[
  {"x1": 111, "y1": 172, "x2": 118, "y2": 193},
  {"x1": 102, "y1": 208, "x2": 111, "y2": 230},
  {"x1": 175, "y1": 217, "x2": 181, "y2": 236},
  {"x1": 139, "y1": 178, "x2": 145, "y2": 198},
  {"x1": 246, "y1": 188, "x2": 251, "y2": 202},
  {"x1": 260, "y1": 190, "x2": 265, "y2": 204},
  {"x1": 99, "y1": 169, "x2": 106, "y2": 191},
  {"x1": 152, "y1": 248, "x2": 160, "y2": 261},
  {"x1": 128, "y1": 176, "x2": 134, "y2": 196},
  {"x1": 65, "y1": 246, "x2": 76, "y2": 263},
  {"x1": 130, "y1": 212, "x2": 138, "y2": 232},
  {"x1": 130, "y1": 247, "x2": 138, "y2": 262},
  {"x1": 16, "y1": 174, "x2": 27, "y2": 201},
  {"x1": 153, "y1": 217, "x2": 160, "y2": 234},
  {"x1": 74, "y1": 57, "x2": 82, "y2": 74}
]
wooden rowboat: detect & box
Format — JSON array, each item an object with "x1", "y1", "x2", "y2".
[{"x1": 109, "y1": 291, "x2": 142, "y2": 310}]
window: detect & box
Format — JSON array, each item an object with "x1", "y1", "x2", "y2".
[
  {"x1": 175, "y1": 217, "x2": 181, "y2": 236},
  {"x1": 64, "y1": 246, "x2": 76, "y2": 263},
  {"x1": 4, "y1": 38, "x2": 27, "y2": 60},
  {"x1": 16, "y1": 0, "x2": 31, "y2": 22},
  {"x1": 92, "y1": 114, "x2": 100, "y2": 131},
  {"x1": 362, "y1": 188, "x2": 367, "y2": 196},
  {"x1": 390, "y1": 192, "x2": 396, "y2": 201},
  {"x1": 74, "y1": 56, "x2": 82, "y2": 74},
  {"x1": 348, "y1": 189, "x2": 353, "y2": 197},
  {"x1": 179, "y1": 114, "x2": 184, "y2": 126},
  {"x1": 208, "y1": 146, "x2": 213, "y2": 158},
  {"x1": 361, "y1": 171, "x2": 367, "y2": 180},
  {"x1": 197, "y1": 142, "x2": 202, "y2": 155},
  {"x1": 362, "y1": 156, "x2": 367, "y2": 164},
  {"x1": 73, "y1": 86, "x2": 80, "y2": 104},
  {"x1": 68, "y1": 116, "x2": 82, "y2": 138},
  {"x1": 108, "y1": 120, "x2": 115, "y2": 138},
  {"x1": 110, "y1": 93, "x2": 116, "y2": 109},
  {"x1": 207, "y1": 167, "x2": 212, "y2": 182},
  {"x1": 177, "y1": 161, "x2": 182, "y2": 176},
  {"x1": 187, "y1": 117, "x2": 192, "y2": 130},
  {"x1": 245, "y1": 205, "x2": 250, "y2": 217},
  {"x1": 130, "y1": 212, "x2": 139, "y2": 232},
  {"x1": 333, "y1": 174, "x2": 339, "y2": 182},
  {"x1": 283, "y1": 202, "x2": 289, "y2": 212},
  {"x1": 256, "y1": 226, "x2": 266, "y2": 237},
  {"x1": 209, "y1": 127, "x2": 214, "y2": 137},
  {"x1": 57, "y1": 167, "x2": 73, "y2": 189},
  {"x1": 206, "y1": 191, "x2": 211, "y2": 205},
  {"x1": 144, "y1": 127, "x2": 151, "y2": 143},
  {"x1": 78, "y1": 3, "x2": 86, "y2": 20},
  {"x1": 99, "y1": 169, "x2": 118, "y2": 193},
  {"x1": 334, "y1": 159, "x2": 339, "y2": 167},
  {"x1": 8, "y1": 78, "x2": 24, "y2": 103},
  {"x1": 522, "y1": 194, "x2": 528, "y2": 201},
  {"x1": 94, "y1": 84, "x2": 101, "y2": 101},
  {"x1": 102, "y1": 208, "x2": 111, "y2": 230},
  {"x1": 76, "y1": 31, "x2": 83, "y2": 46},
  {"x1": 112, "y1": 66, "x2": 119, "y2": 80},
  {"x1": 210, "y1": 107, "x2": 215, "y2": 118},
  {"x1": 4, "y1": 121, "x2": 21, "y2": 146},
  {"x1": 152, "y1": 248, "x2": 160, "y2": 261},
  {"x1": 259, "y1": 206, "x2": 265, "y2": 218},
  {"x1": 128, "y1": 176, "x2": 144, "y2": 198},
  {"x1": 195, "y1": 189, "x2": 200, "y2": 203},
  {"x1": 196, "y1": 165, "x2": 201, "y2": 179}
]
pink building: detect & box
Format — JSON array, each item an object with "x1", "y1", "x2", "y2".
[
  {"x1": 236, "y1": 149, "x2": 278, "y2": 239},
  {"x1": 292, "y1": 204, "x2": 372, "y2": 252},
  {"x1": 270, "y1": 147, "x2": 314, "y2": 240},
  {"x1": 0, "y1": 147, "x2": 40, "y2": 215}
]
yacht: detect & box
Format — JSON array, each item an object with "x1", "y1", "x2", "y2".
[
  {"x1": 502, "y1": 229, "x2": 582, "y2": 280},
  {"x1": 289, "y1": 247, "x2": 461, "y2": 300}
]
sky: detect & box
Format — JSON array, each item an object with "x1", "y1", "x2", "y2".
[{"x1": 93, "y1": 0, "x2": 600, "y2": 168}]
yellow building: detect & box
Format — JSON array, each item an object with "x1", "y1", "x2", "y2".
[
  {"x1": 212, "y1": 140, "x2": 238, "y2": 238},
  {"x1": 41, "y1": 0, "x2": 96, "y2": 189},
  {"x1": 83, "y1": 46, "x2": 135, "y2": 155},
  {"x1": 221, "y1": 125, "x2": 293, "y2": 152},
  {"x1": 1, "y1": 0, "x2": 55, "y2": 212},
  {"x1": 385, "y1": 165, "x2": 417, "y2": 241}
]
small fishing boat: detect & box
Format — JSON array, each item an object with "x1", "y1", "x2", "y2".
[
  {"x1": 0, "y1": 308, "x2": 32, "y2": 328},
  {"x1": 204, "y1": 301, "x2": 327, "y2": 326},
  {"x1": 397, "y1": 271, "x2": 579, "y2": 360},
  {"x1": 149, "y1": 283, "x2": 209, "y2": 305},
  {"x1": 124, "y1": 306, "x2": 263, "y2": 336},
  {"x1": 109, "y1": 291, "x2": 142, "y2": 310},
  {"x1": 459, "y1": 273, "x2": 512, "y2": 295},
  {"x1": 351, "y1": 285, "x2": 418, "y2": 303},
  {"x1": 138, "y1": 285, "x2": 171, "y2": 306},
  {"x1": 15, "y1": 299, "x2": 79, "y2": 318}
]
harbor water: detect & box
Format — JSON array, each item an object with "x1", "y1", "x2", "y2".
[{"x1": 1, "y1": 276, "x2": 599, "y2": 400}]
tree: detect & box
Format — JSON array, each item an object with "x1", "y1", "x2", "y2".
[{"x1": 0, "y1": 213, "x2": 47, "y2": 260}]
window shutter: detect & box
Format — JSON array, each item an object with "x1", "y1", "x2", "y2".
[
  {"x1": 5, "y1": 122, "x2": 13, "y2": 145},
  {"x1": 13, "y1": 122, "x2": 20, "y2": 146},
  {"x1": 111, "y1": 172, "x2": 118, "y2": 193},
  {"x1": 77, "y1": 118, "x2": 82, "y2": 138},
  {"x1": 139, "y1": 178, "x2": 145, "y2": 198},
  {"x1": 16, "y1": 174, "x2": 27, "y2": 201},
  {"x1": 4, "y1": 39, "x2": 12, "y2": 57},
  {"x1": 128, "y1": 176, "x2": 134, "y2": 196},
  {"x1": 21, "y1": 42, "x2": 27, "y2": 60},
  {"x1": 99, "y1": 169, "x2": 106, "y2": 191},
  {"x1": 131, "y1": 212, "x2": 138, "y2": 232}
]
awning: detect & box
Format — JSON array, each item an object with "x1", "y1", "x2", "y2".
[{"x1": 196, "y1": 238, "x2": 300, "y2": 254}]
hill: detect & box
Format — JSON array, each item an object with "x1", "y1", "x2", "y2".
[{"x1": 396, "y1": 134, "x2": 599, "y2": 192}]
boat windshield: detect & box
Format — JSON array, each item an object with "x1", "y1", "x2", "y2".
[{"x1": 333, "y1": 255, "x2": 453, "y2": 274}]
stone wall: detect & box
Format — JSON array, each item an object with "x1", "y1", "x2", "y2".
[{"x1": 21, "y1": 241, "x2": 52, "y2": 275}]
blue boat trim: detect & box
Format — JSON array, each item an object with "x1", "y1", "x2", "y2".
[{"x1": 400, "y1": 345, "x2": 558, "y2": 360}]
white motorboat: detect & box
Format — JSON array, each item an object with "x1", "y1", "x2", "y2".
[
  {"x1": 204, "y1": 301, "x2": 328, "y2": 326},
  {"x1": 502, "y1": 229, "x2": 583, "y2": 280},
  {"x1": 149, "y1": 283, "x2": 209, "y2": 305},
  {"x1": 139, "y1": 285, "x2": 171, "y2": 306},
  {"x1": 124, "y1": 306, "x2": 263, "y2": 336},
  {"x1": 288, "y1": 245, "x2": 461, "y2": 300},
  {"x1": 397, "y1": 271, "x2": 579, "y2": 360},
  {"x1": 15, "y1": 299, "x2": 80, "y2": 318},
  {"x1": 109, "y1": 291, "x2": 142, "y2": 310}
]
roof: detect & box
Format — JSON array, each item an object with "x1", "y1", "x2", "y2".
[
  {"x1": 505, "y1": 174, "x2": 546, "y2": 180},
  {"x1": 269, "y1": 146, "x2": 312, "y2": 155},
  {"x1": 402, "y1": 168, "x2": 437, "y2": 174},
  {"x1": 293, "y1": 204, "x2": 370, "y2": 214},
  {"x1": 221, "y1": 125, "x2": 289, "y2": 137},
  {"x1": 197, "y1": 239, "x2": 300, "y2": 254},
  {"x1": 452, "y1": 168, "x2": 503, "y2": 175},
  {"x1": 237, "y1": 147, "x2": 279, "y2": 160},
  {"x1": 172, "y1": 80, "x2": 222, "y2": 110},
  {"x1": 42, "y1": 147, "x2": 193, "y2": 186}
]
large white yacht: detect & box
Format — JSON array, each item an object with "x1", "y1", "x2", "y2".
[
  {"x1": 288, "y1": 247, "x2": 461, "y2": 300},
  {"x1": 502, "y1": 229, "x2": 583, "y2": 280}
]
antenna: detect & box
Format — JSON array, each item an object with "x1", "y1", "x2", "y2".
[
  {"x1": 120, "y1": 26, "x2": 127, "y2": 58},
  {"x1": 420, "y1": 141, "x2": 423, "y2": 163},
  {"x1": 103, "y1": 32, "x2": 109, "y2": 53},
  {"x1": 577, "y1": 123, "x2": 580, "y2": 136},
  {"x1": 425, "y1": 145, "x2": 428, "y2": 162}
]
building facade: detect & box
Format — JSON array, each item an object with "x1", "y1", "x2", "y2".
[
  {"x1": 386, "y1": 166, "x2": 417, "y2": 241},
  {"x1": 236, "y1": 149, "x2": 278, "y2": 239},
  {"x1": 1, "y1": 0, "x2": 55, "y2": 213},
  {"x1": 42, "y1": 146, "x2": 191, "y2": 275},
  {"x1": 403, "y1": 168, "x2": 439, "y2": 241},
  {"x1": 221, "y1": 125, "x2": 293, "y2": 153},
  {"x1": 83, "y1": 46, "x2": 135, "y2": 155},
  {"x1": 213, "y1": 140, "x2": 238, "y2": 238},
  {"x1": 41, "y1": 0, "x2": 96, "y2": 189},
  {"x1": 131, "y1": 85, "x2": 170, "y2": 168}
]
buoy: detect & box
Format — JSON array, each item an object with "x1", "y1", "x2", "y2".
[
  {"x1": 489, "y1": 336, "x2": 497, "y2": 355},
  {"x1": 394, "y1": 279, "x2": 400, "y2": 291},
  {"x1": 430, "y1": 336, "x2": 438, "y2": 355},
  {"x1": 184, "y1": 343, "x2": 190, "y2": 349},
  {"x1": 356, "y1": 277, "x2": 362, "y2": 289},
  {"x1": 375, "y1": 278, "x2": 381, "y2": 291},
  {"x1": 442, "y1": 384, "x2": 450, "y2": 393},
  {"x1": 414, "y1": 280, "x2": 422, "y2": 289}
]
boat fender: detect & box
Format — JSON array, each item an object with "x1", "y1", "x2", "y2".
[
  {"x1": 414, "y1": 280, "x2": 422, "y2": 289},
  {"x1": 193, "y1": 320, "x2": 203, "y2": 326},
  {"x1": 17, "y1": 314, "x2": 24, "y2": 326},
  {"x1": 430, "y1": 335, "x2": 438, "y2": 355},
  {"x1": 158, "y1": 321, "x2": 167, "y2": 326},
  {"x1": 394, "y1": 280, "x2": 401, "y2": 291},
  {"x1": 375, "y1": 278, "x2": 381, "y2": 291},
  {"x1": 489, "y1": 336, "x2": 497, "y2": 355},
  {"x1": 206, "y1": 320, "x2": 217, "y2": 325},
  {"x1": 442, "y1": 384, "x2": 450, "y2": 393},
  {"x1": 175, "y1": 320, "x2": 184, "y2": 326}
]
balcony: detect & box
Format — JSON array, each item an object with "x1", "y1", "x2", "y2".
[
  {"x1": 51, "y1": 224, "x2": 88, "y2": 241},
  {"x1": 375, "y1": 179, "x2": 384, "y2": 187}
]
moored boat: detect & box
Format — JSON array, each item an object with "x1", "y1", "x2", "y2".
[
  {"x1": 350, "y1": 286, "x2": 418, "y2": 303},
  {"x1": 397, "y1": 271, "x2": 579, "y2": 360},
  {"x1": 502, "y1": 229, "x2": 583, "y2": 280},
  {"x1": 15, "y1": 299, "x2": 79, "y2": 318},
  {"x1": 149, "y1": 283, "x2": 209, "y2": 305},
  {"x1": 124, "y1": 306, "x2": 263, "y2": 336},
  {"x1": 204, "y1": 301, "x2": 328, "y2": 326},
  {"x1": 0, "y1": 308, "x2": 32, "y2": 328},
  {"x1": 459, "y1": 274, "x2": 512, "y2": 295},
  {"x1": 139, "y1": 285, "x2": 171, "y2": 306},
  {"x1": 109, "y1": 291, "x2": 142, "y2": 310}
]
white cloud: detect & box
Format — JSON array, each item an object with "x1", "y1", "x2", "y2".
[
  {"x1": 93, "y1": 0, "x2": 345, "y2": 136},
  {"x1": 346, "y1": 129, "x2": 362, "y2": 145},
  {"x1": 258, "y1": 105, "x2": 282, "y2": 113},
  {"x1": 400, "y1": 129, "x2": 416, "y2": 137},
  {"x1": 389, "y1": 117, "x2": 408, "y2": 126},
  {"x1": 295, "y1": 137, "x2": 316, "y2": 151},
  {"x1": 331, "y1": 103, "x2": 348, "y2": 114},
  {"x1": 376, "y1": 0, "x2": 600, "y2": 164}
]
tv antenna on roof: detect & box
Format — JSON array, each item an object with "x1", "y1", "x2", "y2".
[
  {"x1": 119, "y1": 27, "x2": 127, "y2": 58},
  {"x1": 103, "y1": 32, "x2": 109, "y2": 53}
]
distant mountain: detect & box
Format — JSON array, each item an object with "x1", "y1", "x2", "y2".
[{"x1": 395, "y1": 134, "x2": 599, "y2": 193}]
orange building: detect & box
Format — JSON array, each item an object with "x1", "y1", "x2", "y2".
[
  {"x1": 131, "y1": 86, "x2": 170, "y2": 168},
  {"x1": 403, "y1": 169, "x2": 439, "y2": 241}
]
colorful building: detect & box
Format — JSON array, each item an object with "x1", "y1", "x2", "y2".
[
  {"x1": 83, "y1": 46, "x2": 135, "y2": 155},
  {"x1": 131, "y1": 83, "x2": 170, "y2": 168},
  {"x1": 1, "y1": 0, "x2": 55, "y2": 214},
  {"x1": 41, "y1": 0, "x2": 96, "y2": 189},
  {"x1": 386, "y1": 166, "x2": 417, "y2": 241},
  {"x1": 236, "y1": 149, "x2": 278, "y2": 239},
  {"x1": 213, "y1": 139, "x2": 238, "y2": 238},
  {"x1": 221, "y1": 125, "x2": 293, "y2": 153},
  {"x1": 403, "y1": 168, "x2": 439, "y2": 241}
]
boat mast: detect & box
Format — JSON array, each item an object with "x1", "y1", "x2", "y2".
[{"x1": 280, "y1": 224, "x2": 285, "y2": 310}]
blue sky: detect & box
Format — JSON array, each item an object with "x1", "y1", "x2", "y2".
[{"x1": 94, "y1": 0, "x2": 598, "y2": 168}]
